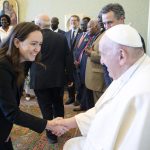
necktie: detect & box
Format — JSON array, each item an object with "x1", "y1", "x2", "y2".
[
  {"x1": 77, "y1": 32, "x2": 85, "y2": 48},
  {"x1": 77, "y1": 36, "x2": 93, "y2": 62}
]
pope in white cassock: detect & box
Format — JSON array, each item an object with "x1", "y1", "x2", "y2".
[{"x1": 55, "y1": 24, "x2": 150, "y2": 150}]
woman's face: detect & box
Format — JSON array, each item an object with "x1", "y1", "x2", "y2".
[
  {"x1": 1, "y1": 16, "x2": 9, "y2": 28},
  {"x1": 17, "y1": 31, "x2": 43, "y2": 62}
]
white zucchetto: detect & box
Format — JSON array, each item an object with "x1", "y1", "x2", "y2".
[{"x1": 105, "y1": 24, "x2": 142, "y2": 47}]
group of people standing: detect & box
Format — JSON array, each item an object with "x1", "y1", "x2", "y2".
[{"x1": 0, "y1": 2, "x2": 148, "y2": 150}]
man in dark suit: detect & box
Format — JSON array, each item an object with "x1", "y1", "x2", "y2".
[
  {"x1": 73, "y1": 17, "x2": 94, "y2": 111},
  {"x1": 30, "y1": 14, "x2": 72, "y2": 144},
  {"x1": 65, "y1": 15, "x2": 82, "y2": 105},
  {"x1": 50, "y1": 16, "x2": 67, "y2": 109},
  {"x1": 50, "y1": 17, "x2": 65, "y2": 35},
  {"x1": 98, "y1": 3, "x2": 146, "y2": 88}
]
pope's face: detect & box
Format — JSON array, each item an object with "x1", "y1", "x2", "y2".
[
  {"x1": 18, "y1": 31, "x2": 43, "y2": 62},
  {"x1": 99, "y1": 36, "x2": 120, "y2": 80}
]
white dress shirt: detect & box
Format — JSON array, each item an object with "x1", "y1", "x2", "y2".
[{"x1": 0, "y1": 26, "x2": 13, "y2": 43}]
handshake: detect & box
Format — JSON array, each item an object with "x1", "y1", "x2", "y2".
[{"x1": 45, "y1": 117, "x2": 76, "y2": 137}]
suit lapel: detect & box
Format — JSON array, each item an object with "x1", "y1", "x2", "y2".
[
  {"x1": 66, "y1": 29, "x2": 82, "y2": 50},
  {"x1": 71, "y1": 30, "x2": 82, "y2": 48},
  {"x1": 65, "y1": 30, "x2": 71, "y2": 50}
]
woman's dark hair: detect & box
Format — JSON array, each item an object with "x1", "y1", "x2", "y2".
[
  {"x1": 0, "y1": 22, "x2": 42, "y2": 86},
  {"x1": 0, "y1": 14, "x2": 11, "y2": 26}
]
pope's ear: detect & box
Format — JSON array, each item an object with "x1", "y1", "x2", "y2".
[
  {"x1": 13, "y1": 38, "x2": 20, "y2": 48},
  {"x1": 119, "y1": 48, "x2": 127, "y2": 66}
]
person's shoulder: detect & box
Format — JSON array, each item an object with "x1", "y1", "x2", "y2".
[
  {"x1": 47, "y1": 30, "x2": 66, "y2": 42},
  {"x1": 65, "y1": 29, "x2": 71, "y2": 34},
  {"x1": 9, "y1": 25, "x2": 13, "y2": 29},
  {"x1": 0, "y1": 58, "x2": 14, "y2": 76},
  {"x1": 58, "y1": 29, "x2": 65, "y2": 34},
  {"x1": 53, "y1": 30, "x2": 63, "y2": 38},
  {"x1": 76, "y1": 29, "x2": 82, "y2": 37},
  {"x1": 0, "y1": 27, "x2": 5, "y2": 32},
  {"x1": 78, "y1": 28, "x2": 82, "y2": 33},
  {"x1": 42, "y1": 28, "x2": 51, "y2": 33},
  {"x1": 98, "y1": 32, "x2": 104, "y2": 39},
  {"x1": 42, "y1": 28, "x2": 57, "y2": 37},
  {"x1": 57, "y1": 33, "x2": 67, "y2": 42},
  {"x1": 78, "y1": 32, "x2": 84, "y2": 37},
  {"x1": 0, "y1": 58, "x2": 11, "y2": 68},
  {"x1": 0, "y1": 59, "x2": 15, "y2": 86},
  {"x1": 8, "y1": 25, "x2": 13, "y2": 32}
]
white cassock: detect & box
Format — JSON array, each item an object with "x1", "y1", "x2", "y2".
[{"x1": 63, "y1": 54, "x2": 150, "y2": 150}]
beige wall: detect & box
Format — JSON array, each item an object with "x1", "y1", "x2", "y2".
[{"x1": 17, "y1": 0, "x2": 149, "y2": 52}]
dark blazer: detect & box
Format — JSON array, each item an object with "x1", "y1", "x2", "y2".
[
  {"x1": 74, "y1": 33, "x2": 90, "y2": 83},
  {"x1": 0, "y1": 58, "x2": 47, "y2": 143},
  {"x1": 65, "y1": 29, "x2": 82, "y2": 71},
  {"x1": 74, "y1": 33, "x2": 89, "y2": 60},
  {"x1": 65, "y1": 28, "x2": 82, "y2": 51},
  {"x1": 30, "y1": 29, "x2": 72, "y2": 90},
  {"x1": 58, "y1": 29, "x2": 65, "y2": 35}
]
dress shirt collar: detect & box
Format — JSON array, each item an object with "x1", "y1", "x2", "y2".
[
  {"x1": 51, "y1": 28, "x2": 59, "y2": 32},
  {"x1": 72, "y1": 28, "x2": 79, "y2": 36}
]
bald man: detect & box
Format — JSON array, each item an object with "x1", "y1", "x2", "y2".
[
  {"x1": 30, "y1": 14, "x2": 72, "y2": 144},
  {"x1": 74, "y1": 19, "x2": 104, "y2": 111},
  {"x1": 84, "y1": 19, "x2": 105, "y2": 103},
  {"x1": 53, "y1": 24, "x2": 150, "y2": 150}
]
